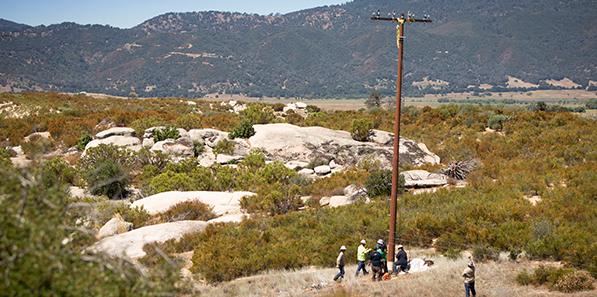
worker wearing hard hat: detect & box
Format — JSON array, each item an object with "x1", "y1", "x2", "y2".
[
  {"x1": 333, "y1": 245, "x2": 347, "y2": 282},
  {"x1": 355, "y1": 239, "x2": 371, "y2": 276}
]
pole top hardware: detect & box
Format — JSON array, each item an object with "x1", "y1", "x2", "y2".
[{"x1": 371, "y1": 10, "x2": 432, "y2": 23}]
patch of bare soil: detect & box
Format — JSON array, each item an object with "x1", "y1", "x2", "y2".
[
  {"x1": 506, "y1": 75, "x2": 539, "y2": 88},
  {"x1": 545, "y1": 78, "x2": 581, "y2": 89}
]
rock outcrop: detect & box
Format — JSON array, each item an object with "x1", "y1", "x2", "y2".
[
  {"x1": 402, "y1": 170, "x2": 448, "y2": 188},
  {"x1": 248, "y1": 123, "x2": 440, "y2": 169},
  {"x1": 151, "y1": 137, "x2": 195, "y2": 157},
  {"x1": 90, "y1": 221, "x2": 208, "y2": 258},
  {"x1": 131, "y1": 191, "x2": 254, "y2": 223},
  {"x1": 97, "y1": 215, "x2": 133, "y2": 239},
  {"x1": 85, "y1": 127, "x2": 141, "y2": 152}
]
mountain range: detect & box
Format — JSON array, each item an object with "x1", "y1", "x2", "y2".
[{"x1": 0, "y1": 0, "x2": 596, "y2": 99}]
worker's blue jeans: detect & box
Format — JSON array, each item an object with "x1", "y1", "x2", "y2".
[
  {"x1": 354, "y1": 261, "x2": 368, "y2": 276},
  {"x1": 333, "y1": 264, "x2": 345, "y2": 280},
  {"x1": 465, "y1": 281, "x2": 476, "y2": 297}
]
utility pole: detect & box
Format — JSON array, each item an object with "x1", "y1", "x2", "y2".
[{"x1": 371, "y1": 11, "x2": 431, "y2": 266}]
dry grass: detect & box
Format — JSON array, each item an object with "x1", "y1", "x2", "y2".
[{"x1": 187, "y1": 251, "x2": 597, "y2": 297}]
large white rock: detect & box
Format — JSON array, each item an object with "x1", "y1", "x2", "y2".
[
  {"x1": 286, "y1": 161, "x2": 309, "y2": 168},
  {"x1": 329, "y1": 196, "x2": 350, "y2": 207},
  {"x1": 96, "y1": 127, "x2": 136, "y2": 139},
  {"x1": 130, "y1": 191, "x2": 255, "y2": 218},
  {"x1": 295, "y1": 102, "x2": 307, "y2": 109},
  {"x1": 370, "y1": 129, "x2": 393, "y2": 145},
  {"x1": 188, "y1": 129, "x2": 228, "y2": 144},
  {"x1": 319, "y1": 196, "x2": 331, "y2": 206},
  {"x1": 298, "y1": 168, "x2": 315, "y2": 175},
  {"x1": 142, "y1": 127, "x2": 189, "y2": 140},
  {"x1": 198, "y1": 150, "x2": 217, "y2": 167},
  {"x1": 90, "y1": 221, "x2": 208, "y2": 258},
  {"x1": 248, "y1": 123, "x2": 439, "y2": 169},
  {"x1": 84, "y1": 136, "x2": 142, "y2": 152},
  {"x1": 151, "y1": 137, "x2": 194, "y2": 157},
  {"x1": 216, "y1": 154, "x2": 243, "y2": 164},
  {"x1": 23, "y1": 131, "x2": 52, "y2": 142},
  {"x1": 97, "y1": 216, "x2": 133, "y2": 239},
  {"x1": 402, "y1": 170, "x2": 448, "y2": 187},
  {"x1": 314, "y1": 165, "x2": 332, "y2": 175}
]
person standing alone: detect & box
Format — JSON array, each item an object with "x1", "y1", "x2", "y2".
[
  {"x1": 462, "y1": 255, "x2": 476, "y2": 297},
  {"x1": 333, "y1": 246, "x2": 347, "y2": 282},
  {"x1": 355, "y1": 240, "x2": 371, "y2": 276}
]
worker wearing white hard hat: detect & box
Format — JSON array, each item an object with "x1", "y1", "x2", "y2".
[
  {"x1": 355, "y1": 239, "x2": 371, "y2": 276},
  {"x1": 333, "y1": 245, "x2": 347, "y2": 282}
]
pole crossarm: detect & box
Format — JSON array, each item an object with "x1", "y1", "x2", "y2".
[
  {"x1": 370, "y1": 16, "x2": 432, "y2": 23},
  {"x1": 369, "y1": 11, "x2": 431, "y2": 266}
]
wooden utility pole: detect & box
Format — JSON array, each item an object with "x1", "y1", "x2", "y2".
[{"x1": 371, "y1": 11, "x2": 431, "y2": 266}]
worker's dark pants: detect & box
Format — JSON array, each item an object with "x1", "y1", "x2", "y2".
[
  {"x1": 393, "y1": 262, "x2": 409, "y2": 273},
  {"x1": 355, "y1": 261, "x2": 368, "y2": 276},
  {"x1": 333, "y1": 264, "x2": 345, "y2": 280},
  {"x1": 371, "y1": 265, "x2": 382, "y2": 281},
  {"x1": 465, "y1": 281, "x2": 476, "y2": 297}
]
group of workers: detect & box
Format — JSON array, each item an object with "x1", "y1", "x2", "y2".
[{"x1": 333, "y1": 239, "x2": 476, "y2": 297}]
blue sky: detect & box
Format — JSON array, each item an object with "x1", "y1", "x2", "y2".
[{"x1": 1, "y1": 0, "x2": 348, "y2": 29}]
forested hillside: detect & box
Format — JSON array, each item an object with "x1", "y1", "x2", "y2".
[{"x1": 0, "y1": 0, "x2": 596, "y2": 98}]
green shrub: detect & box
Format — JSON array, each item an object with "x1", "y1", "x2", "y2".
[
  {"x1": 153, "y1": 125, "x2": 180, "y2": 142},
  {"x1": 349, "y1": 118, "x2": 373, "y2": 141},
  {"x1": 516, "y1": 269, "x2": 533, "y2": 286},
  {"x1": 487, "y1": 114, "x2": 510, "y2": 130},
  {"x1": 155, "y1": 200, "x2": 217, "y2": 223},
  {"x1": 0, "y1": 148, "x2": 11, "y2": 170},
  {"x1": 306, "y1": 105, "x2": 320, "y2": 113},
  {"x1": 213, "y1": 138, "x2": 234, "y2": 155},
  {"x1": 357, "y1": 155, "x2": 382, "y2": 172},
  {"x1": 174, "y1": 114, "x2": 204, "y2": 130},
  {"x1": 289, "y1": 174, "x2": 312, "y2": 187},
  {"x1": 0, "y1": 167, "x2": 181, "y2": 296},
  {"x1": 21, "y1": 134, "x2": 55, "y2": 160},
  {"x1": 585, "y1": 98, "x2": 597, "y2": 109},
  {"x1": 84, "y1": 160, "x2": 130, "y2": 199},
  {"x1": 229, "y1": 118, "x2": 255, "y2": 139},
  {"x1": 193, "y1": 140, "x2": 204, "y2": 157},
  {"x1": 272, "y1": 103, "x2": 285, "y2": 111},
  {"x1": 472, "y1": 245, "x2": 499, "y2": 263},
  {"x1": 364, "y1": 169, "x2": 403, "y2": 197},
  {"x1": 307, "y1": 156, "x2": 329, "y2": 169},
  {"x1": 78, "y1": 143, "x2": 134, "y2": 174},
  {"x1": 443, "y1": 248, "x2": 461, "y2": 260},
  {"x1": 552, "y1": 271, "x2": 594, "y2": 293},
  {"x1": 131, "y1": 147, "x2": 171, "y2": 172},
  {"x1": 286, "y1": 113, "x2": 304, "y2": 125},
  {"x1": 41, "y1": 157, "x2": 76, "y2": 189},
  {"x1": 77, "y1": 131, "x2": 93, "y2": 151},
  {"x1": 240, "y1": 183, "x2": 303, "y2": 215},
  {"x1": 515, "y1": 265, "x2": 589, "y2": 292},
  {"x1": 131, "y1": 115, "x2": 165, "y2": 138},
  {"x1": 239, "y1": 103, "x2": 275, "y2": 124}
]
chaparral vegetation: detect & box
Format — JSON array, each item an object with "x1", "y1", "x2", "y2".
[{"x1": 1, "y1": 92, "x2": 597, "y2": 295}]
